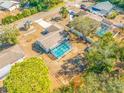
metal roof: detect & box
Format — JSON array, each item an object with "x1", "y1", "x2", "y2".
[{"x1": 93, "y1": 1, "x2": 113, "y2": 13}]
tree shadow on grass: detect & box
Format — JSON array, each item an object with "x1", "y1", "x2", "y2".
[{"x1": 58, "y1": 55, "x2": 87, "y2": 78}]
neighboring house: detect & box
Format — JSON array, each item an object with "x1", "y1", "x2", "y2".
[
  {"x1": 0, "y1": 1, "x2": 19, "y2": 11},
  {"x1": 0, "y1": 45, "x2": 25, "y2": 80},
  {"x1": 89, "y1": 1, "x2": 114, "y2": 16},
  {"x1": 36, "y1": 24, "x2": 72, "y2": 59}
]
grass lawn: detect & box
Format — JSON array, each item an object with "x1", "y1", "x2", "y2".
[{"x1": 49, "y1": 2, "x2": 65, "y2": 11}]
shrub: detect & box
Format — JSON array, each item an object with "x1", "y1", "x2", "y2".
[
  {"x1": 2, "y1": 16, "x2": 16, "y2": 25},
  {"x1": 2, "y1": 1, "x2": 62, "y2": 25},
  {"x1": 30, "y1": 7, "x2": 38, "y2": 14},
  {"x1": 15, "y1": 13, "x2": 24, "y2": 20},
  {"x1": 22, "y1": 9, "x2": 31, "y2": 17},
  {"x1": 107, "y1": 10, "x2": 119, "y2": 19},
  {"x1": 0, "y1": 25, "x2": 19, "y2": 45},
  {"x1": 37, "y1": 3, "x2": 43, "y2": 12}
]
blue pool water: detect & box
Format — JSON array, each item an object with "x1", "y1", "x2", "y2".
[
  {"x1": 51, "y1": 42, "x2": 71, "y2": 59},
  {"x1": 96, "y1": 24, "x2": 109, "y2": 37}
]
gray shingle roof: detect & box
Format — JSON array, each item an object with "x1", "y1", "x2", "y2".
[
  {"x1": 0, "y1": 45, "x2": 24, "y2": 69},
  {"x1": 37, "y1": 25, "x2": 64, "y2": 51}
]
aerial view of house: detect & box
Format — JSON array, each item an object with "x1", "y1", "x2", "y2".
[
  {"x1": 36, "y1": 24, "x2": 71, "y2": 59},
  {"x1": 0, "y1": 0, "x2": 124, "y2": 93},
  {"x1": 89, "y1": 1, "x2": 114, "y2": 16}
]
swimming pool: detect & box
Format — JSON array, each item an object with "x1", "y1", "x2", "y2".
[
  {"x1": 96, "y1": 24, "x2": 109, "y2": 37},
  {"x1": 51, "y1": 41, "x2": 71, "y2": 59}
]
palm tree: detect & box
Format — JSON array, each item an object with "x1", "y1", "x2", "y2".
[{"x1": 59, "y1": 7, "x2": 69, "y2": 18}]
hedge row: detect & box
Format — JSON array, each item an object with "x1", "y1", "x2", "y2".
[{"x1": 2, "y1": 5, "x2": 48, "y2": 25}]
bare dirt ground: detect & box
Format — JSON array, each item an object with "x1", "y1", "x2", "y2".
[
  {"x1": 18, "y1": 23, "x2": 43, "y2": 57},
  {"x1": 109, "y1": 14, "x2": 124, "y2": 24},
  {"x1": 41, "y1": 38, "x2": 87, "y2": 90},
  {"x1": 0, "y1": 9, "x2": 20, "y2": 20}
]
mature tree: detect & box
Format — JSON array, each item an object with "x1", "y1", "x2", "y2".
[
  {"x1": 59, "y1": 7, "x2": 69, "y2": 18},
  {"x1": 118, "y1": 40, "x2": 124, "y2": 62},
  {"x1": 81, "y1": 72, "x2": 124, "y2": 93},
  {"x1": 53, "y1": 72, "x2": 124, "y2": 93},
  {"x1": 69, "y1": 16, "x2": 100, "y2": 36},
  {"x1": 110, "y1": 0, "x2": 124, "y2": 8},
  {"x1": 0, "y1": 25, "x2": 19, "y2": 46},
  {"x1": 85, "y1": 33, "x2": 119, "y2": 73},
  {"x1": 20, "y1": 0, "x2": 62, "y2": 8},
  {"x1": 4, "y1": 57, "x2": 50, "y2": 93}
]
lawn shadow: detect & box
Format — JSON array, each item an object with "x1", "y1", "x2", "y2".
[{"x1": 58, "y1": 55, "x2": 87, "y2": 78}]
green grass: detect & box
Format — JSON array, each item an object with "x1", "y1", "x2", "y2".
[
  {"x1": 69, "y1": 0, "x2": 75, "y2": 2},
  {"x1": 49, "y1": 2, "x2": 65, "y2": 11}
]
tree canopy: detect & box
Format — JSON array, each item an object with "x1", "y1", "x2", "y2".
[
  {"x1": 110, "y1": 0, "x2": 124, "y2": 8},
  {"x1": 4, "y1": 57, "x2": 50, "y2": 93},
  {"x1": 53, "y1": 72, "x2": 124, "y2": 93},
  {"x1": 59, "y1": 7, "x2": 69, "y2": 18},
  {"x1": 20, "y1": 0, "x2": 62, "y2": 8},
  {"x1": 86, "y1": 33, "x2": 119, "y2": 73},
  {"x1": 69, "y1": 16, "x2": 100, "y2": 36},
  {"x1": 81, "y1": 72, "x2": 124, "y2": 93},
  {"x1": 0, "y1": 25, "x2": 19, "y2": 46}
]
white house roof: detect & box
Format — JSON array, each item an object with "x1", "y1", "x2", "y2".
[{"x1": 0, "y1": 1, "x2": 19, "y2": 9}]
